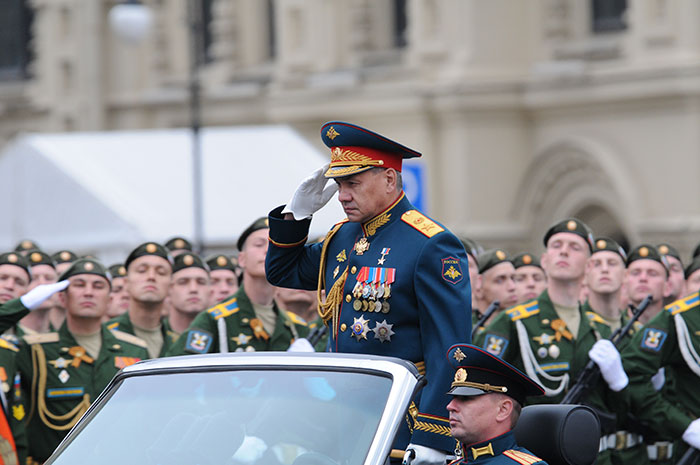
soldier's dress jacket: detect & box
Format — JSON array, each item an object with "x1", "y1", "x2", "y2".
[
  {"x1": 474, "y1": 290, "x2": 610, "y2": 404},
  {"x1": 167, "y1": 284, "x2": 309, "y2": 355},
  {"x1": 622, "y1": 292, "x2": 700, "y2": 460},
  {"x1": 265, "y1": 193, "x2": 472, "y2": 453},
  {"x1": 15, "y1": 322, "x2": 148, "y2": 463},
  {"x1": 0, "y1": 339, "x2": 26, "y2": 465},
  {"x1": 0, "y1": 298, "x2": 31, "y2": 344},
  {"x1": 448, "y1": 431, "x2": 547, "y2": 465},
  {"x1": 105, "y1": 312, "x2": 177, "y2": 358}
]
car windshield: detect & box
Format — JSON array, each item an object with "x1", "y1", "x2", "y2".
[{"x1": 48, "y1": 368, "x2": 393, "y2": 465}]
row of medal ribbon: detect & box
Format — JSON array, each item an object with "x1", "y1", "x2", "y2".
[{"x1": 351, "y1": 266, "x2": 395, "y2": 313}]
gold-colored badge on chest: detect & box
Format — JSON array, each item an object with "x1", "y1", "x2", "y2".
[{"x1": 354, "y1": 237, "x2": 370, "y2": 255}]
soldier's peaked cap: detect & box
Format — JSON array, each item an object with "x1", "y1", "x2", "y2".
[
  {"x1": 447, "y1": 344, "x2": 544, "y2": 405},
  {"x1": 543, "y1": 218, "x2": 594, "y2": 253},
  {"x1": 321, "y1": 121, "x2": 421, "y2": 179}
]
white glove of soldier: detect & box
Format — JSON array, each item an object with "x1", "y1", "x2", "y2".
[
  {"x1": 403, "y1": 444, "x2": 447, "y2": 465},
  {"x1": 588, "y1": 339, "x2": 629, "y2": 392},
  {"x1": 281, "y1": 164, "x2": 338, "y2": 220},
  {"x1": 20, "y1": 280, "x2": 69, "y2": 310},
  {"x1": 232, "y1": 435, "x2": 268, "y2": 463},
  {"x1": 651, "y1": 367, "x2": 665, "y2": 391},
  {"x1": 287, "y1": 338, "x2": 315, "y2": 353},
  {"x1": 683, "y1": 418, "x2": 700, "y2": 449}
]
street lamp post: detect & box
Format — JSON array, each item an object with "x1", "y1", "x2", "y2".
[{"x1": 110, "y1": 0, "x2": 206, "y2": 253}]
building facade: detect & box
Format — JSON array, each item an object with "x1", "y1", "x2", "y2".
[{"x1": 2, "y1": 0, "x2": 700, "y2": 258}]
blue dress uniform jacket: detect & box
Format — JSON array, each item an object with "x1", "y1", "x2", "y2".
[
  {"x1": 266, "y1": 193, "x2": 472, "y2": 453},
  {"x1": 449, "y1": 431, "x2": 547, "y2": 465}
]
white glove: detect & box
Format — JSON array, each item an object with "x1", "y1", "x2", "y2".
[
  {"x1": 20, "y1": 280, "x2": 69, "y2": 310},
  {"x1": 281, "y1": 164, "x2": 338, "y2": 220},
  {"x1": 683, "y1": 419, "x2": 700, "y2": 449},
  {"x1": 588, "y1": 339, "x2": 629, "y2": 392},
  {"x1": 651, "y1": 367, "x2": 665, "y2": 391},
  {"x1": 232, "y1": 435, "x2": 268, "y2": 463},
  {"x1": 403, "y1": 444, "x2": 447, "y2": 465},
  {"x1": 287, "y1": 338, "x2": 315, "y2": 353}
]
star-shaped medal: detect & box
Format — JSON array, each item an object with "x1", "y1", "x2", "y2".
[
  {"x1": 351, "y1": 316, "x2": 371, "y2": 341},
  {"x1": 233, "y1": 333, "x2": 252, "y2": 346},
  {"x1": 372, "y1": 320, "x2": 395, "y2": 343},
  {"x1": 50, "y1": 357, "x2": 68, "y2": 369},
  {"x1": 532, "y1": 333, "x2": 553, "y2": 345}
]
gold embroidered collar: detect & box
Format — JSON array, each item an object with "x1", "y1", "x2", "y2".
[{"x1": 361, "y1": 192, "x2": 405, "y2": 237}]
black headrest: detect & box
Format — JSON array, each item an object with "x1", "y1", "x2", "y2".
[{"x1": 513, "y1": 404, "x2": 600, "y2": 465}]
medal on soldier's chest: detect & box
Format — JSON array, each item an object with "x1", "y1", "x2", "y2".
[{"x1": 354, "y1": 237, "x2": 370, "y2": 255}]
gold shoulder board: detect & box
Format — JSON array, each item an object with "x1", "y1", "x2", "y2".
[
  {"x1": 401, "y1": 210, "x2": 445, "y2": 238},
  {"x1": 23, "y1": 333, "x2": 59, "y2": 344},
  {"x1": 503, "y1": 449, "x2": 543, "y2": 465},
  {"x1": 111, "y1": 330, "x2": 148, "y2": 348},
  {"x1": 285, "y1": 311, "x2": 308, "y2": 326},
  {"x1": 586, "y1": 311, "x2": 606, "y2": 325}
]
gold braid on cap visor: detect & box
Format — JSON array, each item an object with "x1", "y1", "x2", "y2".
[
  {"x1": 330, "y1": 147, "x2": 386, "y2": 167},
  {"x1": 451, "y1": 380, "x2": 508, "y2": 394}
]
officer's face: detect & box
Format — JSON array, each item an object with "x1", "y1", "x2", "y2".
[
  {"x1": 686, "y1": 269, "x2": 700, "y2": 296},
  {"x1": 586, "y1": 251, "x2": 625, "y2": 296},
  {"x1": 126, "y1": 255, "x2": 172, "y2": 304},
  {"x1": 28, "y1": 264, "x2": 59, "y2": 310},
  {"x1": 664, "y1": 256, "x2": 685, "y2": 301},
  {"x1": 447, "y1": 393, "x2": 512, "y2": 445},
  {"x1": 335, "y1": 169, "x2": 397, "y2": 223},
  {"x1": 169, "y1": 267, "x2": 211, "y2": 315},
  {"x1": 209, "y1": 269, "x2": 238, "y2": 305},
  {"x1": 0, "y1": 264, "x2": 30, "y2": 304},
  {"x1": 107, "y1": 276, "x2": 131, "y2": 318},
  {"x1": 238, "y1": 229, "x2": 269, "y2": 279},
  {"x1": 541, "y1": 233, "x2": 590, "y2": 282},
  {"x1": 479, "y1": 262, "x2": 517, "y2": 309},
  {"x1": 514, "y1": 266, "x2": 547, "y2": 304},
  {"x1": 61, "y1": 274, "x2": 110, "y2": 319},
  {"x1": 625, "y1": 259, "x2": 670, "y2": 306}
]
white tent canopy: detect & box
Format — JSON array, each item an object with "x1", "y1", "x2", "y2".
[{"x1": 0, "y1": 126, "x2": 344, "y2": 263}]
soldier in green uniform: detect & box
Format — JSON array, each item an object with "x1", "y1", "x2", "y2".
[
  {"x1": 104, "y1": 242, "x2": 174, "y2": 358},
  {"x1": 164, "y1": 236, "x2": 193, "y2": 257},
  {"x1": 474, "y1": 219, "x2": 611, "y2": 404},
  {"x1": 461, "y1": 237, "x2": 482, "y2": 314},
  {"x1": 13, "y1": 241, "x2": 39, "y2": 257},
  {"x1": 657, "y1": 244, "x2": 684, "y2": 306},
  {"x1": 685, "y1": 256, "x2": 700, "y2": 296},
  {"x1": 622, "y1": 286, "x2": 700, "y2": 463},
  {"x1": 18, "y1": 251, "x2": 58, "y2": 335},
  {"x1": 473, "y1": 250, "x2": 516, "y2": 333},
  {"x1": 165, "y1": 252, "x2": 211, "y2": 337},
  {"x1": 105, "y1": 264, "x2": 129, "y2": 320},
  {"x1": 512, "y1": 253, "x2": 546, "y2": 306},
  {"x1": 16, "y1": 258, "x2": 148, "y2": 463},
  {"x1": 49, "y1": 250, "x2": 78, "y2": 330},
  {"x1": 167, "y1": 218, "x2": 308, "y2": 355},
  {"x1": 205, "y1": 254, "x2": 239, "y2": 306}
]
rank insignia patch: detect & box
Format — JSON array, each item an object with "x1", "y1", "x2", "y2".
[
  {"x1": 441, "y1": 257, "x2": 463, "y2": 284},
  {"x1": 114, "y1": 357, "x2": 141, "y2": 369},
  {"x1": 185, "y1": 330, "x2": 213, "y2": 354},
  {"x1": 483, "y1": 334, "x2": 508, "y2": 357},
  {"x1": 12, "y1": 405, "x2": 24, "y2": 421},
  {"x1": 641, "y1": 328, "x2": 667, "y2": 352}
]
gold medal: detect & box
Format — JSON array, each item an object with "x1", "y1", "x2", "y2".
[
  {"x1": 354, "y1": 237, "x2": 370, "y2": 255},
  {"x1": 353, "y1": 300, "x2": 362, "y2": 311},
  {"x1": 362, "y1": 300, "x2": 369, "y2": 312}
]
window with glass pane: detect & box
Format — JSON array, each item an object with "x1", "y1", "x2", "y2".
[
  {"x1": 592, "y1": 0, "x2": 627, "y2": 32},
  {"x1": 0, "y1": 0, "x2": 33, "y2": 80},
  {"x1": 50, "y1": 369, "x2": 393, "y2": 465}
]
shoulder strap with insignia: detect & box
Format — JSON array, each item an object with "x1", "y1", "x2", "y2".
[
  {"x1": 503, "y1": 449, "x2": 543, "y2": 465},
  {"x1": 106, "y1": 321, "x2": 120, "y2": 331},
  {"x1": 401, "y1": 210, "x2": 444, "y2": 238},
  {"x1": 506, "y1": 301, "x2": 540, "y2": 321},
  {"x1": 111, "y1": 330, "x2": 148, "y2": 348},
  {"x1": 23, "y1": 333, "x2": 60, "y2": 345},
  {"x1": 585, "y1": 311, "x2": 606, "y2": 325},
  {"x1": 0, "y1": 338, "x2": 18, "y2": 352},
  {"x1": 284, "y1": 311, "x2": 308, "y2": 327},
  {"x1": 666, "y1": 292, "x2": 700, "y2": 316}
]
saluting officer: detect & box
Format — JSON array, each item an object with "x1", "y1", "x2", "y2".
[
  {"x1": 265, "y1": 121, "x2": 471, "y2": 464},
  {"x1": 168, "y1": 218, "x2": 308, "y2": 355},
  {"x1": 16, "y1": 258, "x2": 148, "y2": 463},
  {"x1": 445, "y1": 343, "x2": 547, "y2": 465},
  {"x1": 104, "y1": 242, "x2": 174, "y2": 358}
]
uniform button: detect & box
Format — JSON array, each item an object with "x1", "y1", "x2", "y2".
[
  {"x1": 345, "y1": 294, "x2": 352, "y2": 303},
  {"x1": 340, "y1": 323, "x2": 347, "y2": 332},
  {"x1": 351, "y1": 266, "x2": 357, "y2": 274}
]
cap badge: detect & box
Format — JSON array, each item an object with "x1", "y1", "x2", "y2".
[
  {"x1": 454, "y1": 368, "x2": 467, "y2": 383},
  {"x1": 183, "y1": 255, "x2": 194, "y2": 266},
  {"x1": 453, "y1": 348, "x2": 466, "y2": 362},
  {"x1": 659, "y1": 245, "x2": 669, "y2": 255},
  {"x1": 639, "y1": 247, "x2": 649, "y2": 257},
  {"x1": 326, "y1": 126, "x2": 340, "y2": 140},
  {"x1": 84, "y1": 262, "x2": 94, "y2": 271},
  {"x1": 146, "y1": 243, "x2": 157, "y2": 253},
  {"x1": 523, "y1": 254, "x2": 532, "y2": 265},
  {"x1": 566, "y1": 220, "x2": 577, "y2": 231},
  {"x1": 496, "y1": 250, "x2": 506, "y2": 261},
  {"x1": 174, "y1": 239, "x2": 185, "y2": 249},
  {"x1": 596, "y1": 239, "x2": 606, "y2": 249},
  {"x1": 7, "y1": 254, "x2": 17, "y2": 263},
  {"x1": 30, "y1": 252, "x2": 42, "y2": 263},
  {"x1": 118, "y1": 266, "x2": 126, "y2": 275},
  {"x1": 60, "y1": 251, "x2": 71, "y2": 261},
  {"x1": 21, "y1": 240, "x2": 33, "y2": 249},
  {"x1": 216, "y1": 256, "x2": 228, "y2": 267}
]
